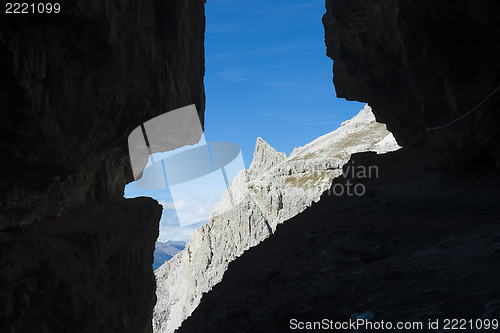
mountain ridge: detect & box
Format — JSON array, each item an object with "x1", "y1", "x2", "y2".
[{"x1": 153, "y1": 105, "x2": 400, "y2": 332}]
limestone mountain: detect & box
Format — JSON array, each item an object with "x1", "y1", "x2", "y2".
[{"x1": 152, "y1": 105, "x2": 400, "y2": 332}]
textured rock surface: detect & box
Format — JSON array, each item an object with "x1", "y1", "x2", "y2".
[
  {"x1": 0, "y1": 0, "x2": 206, "y2": 229},
  {"x1": 0, "y1": 1, "x2": 205, "y2": 331},
  {"x1": 323, "y1": 0, "x2": 500, "y2": 160},
  {"x1": 153, "y1": 105, "x2": 400, "y2": 332},
  {"x1": 0, "y1": 197, "x2": 162, "y2": 333}
]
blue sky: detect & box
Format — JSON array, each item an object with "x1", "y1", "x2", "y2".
[
  {"x1": 203, "y1": 0, "x2": 364, "y2": 166},
  {"x1": 125, "y1": 0, "x2": 365, "y2": 242}
]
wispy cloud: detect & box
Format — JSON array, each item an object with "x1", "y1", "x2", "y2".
[
  {"x1": 261, "y1": 110, "x2": 341, "y2": 127},
  {"x1": 206, "y1": 24, "x2": 245, "y2": 34},
  {"x1": 207, "y1": 43, "x2": 316, "y2": 62},
  {"x1": 159, "y1": 200, "x2": 176, "y2": 211},
  {"x1": 158, "y1": 221, "x2": 206, "y2": 242},
  {"x1": 208, "y1": 1, "x2": 320, "y2": 16},
  {"x1": 158, "y1": 199, "x2": 212, "y2": 241},
  {"x1": 160, "y1": 199, "x2": 215, "y2": 226},
  {"x1": 219, "y1": 68, "x2": 255, "y2": 82},
  {"x1": 260, "y1": 81, "x2": 320, "y2": 88}
]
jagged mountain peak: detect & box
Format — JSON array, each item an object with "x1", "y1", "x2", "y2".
[
  {"x1": 249, "y1": 137, "x2": 287, "y2": 176},
  {"x1": 340, "y1": 103, "x2": 376, "y2": 126},
  {"x1": 290, "y1": 104, "x2": 399, "y2": 160}
]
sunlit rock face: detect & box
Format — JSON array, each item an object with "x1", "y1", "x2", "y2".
[
  {"x1": 0, "y1": 0, "x2": 206, "y2": 332},
  {"x1": 153, "y1": 105, "x2": 400, "y2": 333},
  {"x1": 323, "y1": 0, "x2": 500, "y2": 161}
]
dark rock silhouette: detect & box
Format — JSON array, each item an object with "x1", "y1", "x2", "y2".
[
  {"x1": 0, "y1": 0, "x2": 205, "y2": 332},
  {"x1": 0, "y1": 0, "x2": 205, "y2": 229},
  {"x1": 1, "y1": 198, "x2": 162, "y2": 333},
  {"x1": 323, "y1": 0, "x2": 500, "y2": 160}
]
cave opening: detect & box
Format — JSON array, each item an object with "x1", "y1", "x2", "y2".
[
  {"x1": 126, "y1": 0, "x2": 369, "y2": 270},
  {"x1": 2, "y1": 0, "x2": 500, "y2": 332}
]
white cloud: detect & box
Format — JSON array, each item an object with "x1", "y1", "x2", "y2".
[
  {"x1": 158, "y1": 195, "x2": 221, "y2": 228},
  {"x1": 157, "y1": 221, "x2": 206, "y2": 242},
  {"x1": 159, "y1": 200, "x2": 176, "y2": 210},
  {"x1": 207, "y1": 43, "x2": 315, "y2": 62},
  {"x1": 219, "y1": 68, "x2": 253, "y2": 82},
  {"x1": 206, "y1": 24, "x2": 244, "y2": 34}
]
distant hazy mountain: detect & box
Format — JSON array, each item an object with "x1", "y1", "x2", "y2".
[{"x1": 153, "y1": 241, "x2": 186, "y2": 270}]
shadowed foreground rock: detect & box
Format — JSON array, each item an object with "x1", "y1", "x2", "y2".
[
  {"x1": 0, "y1": 0, "x2": 205, "y2": 229},
  {"x1": 0, "y1": 197, "x2": 161, "y2": 333},
  {"x1": 0, "y1": 0, "x2": 206, "y2": 331}
]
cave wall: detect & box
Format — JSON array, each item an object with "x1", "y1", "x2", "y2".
[
  {"x1": 0, "y1": 0, "x2": 206, "y2": 229},
  {"x1": 0, "y1": 0, "x2": 206, "y2": 331},
  {"x1": 323, "y1": 0, "x2": 500, "y2": 160},
  {"x1": 0, "y1": 198, "x2": 162, "y2": 333}
]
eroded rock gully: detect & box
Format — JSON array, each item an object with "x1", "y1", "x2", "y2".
[{"x1": 0, "y1": 0, "x2": 205, "y2": 331}]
